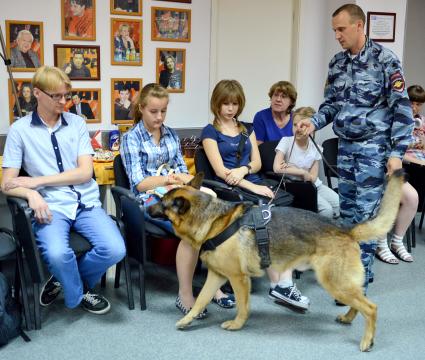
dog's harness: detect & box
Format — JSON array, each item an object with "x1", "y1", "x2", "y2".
[{"x1": 201, "y1": 203, "x2": 273, "y2": 269}]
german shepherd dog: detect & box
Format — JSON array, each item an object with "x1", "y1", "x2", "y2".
[{"x1": 148, "y1": 171, "x2": 404, "y2": 352}]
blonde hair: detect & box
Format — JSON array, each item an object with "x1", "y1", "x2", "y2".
[
  {"x1": 32, "y1": 66, "x2": 72, "y2": 92},
  {"x1": 134, "y1": 83, "x2": 169, "y2": 124},
  {"x1": 292, "y1": 106, "x2": 316, "y2": 123},
  {"x1": 210, "y1": 79, "x2": 246, "y2": 133}
]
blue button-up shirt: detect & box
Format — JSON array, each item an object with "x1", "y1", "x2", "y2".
[
  {"x1": 120, "y1": 121, "x2": 188, "y2": 195},
  {"x1": 2, "y1": 111, "x2": 101, "y2": 219}
]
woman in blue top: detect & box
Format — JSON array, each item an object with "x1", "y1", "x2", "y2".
[
  {"x1": 201, "y1": 80, "x2": 310, "y2": 311},
  {"x1": 253, "y1": 81, "x2": 297, "y2": 144}
]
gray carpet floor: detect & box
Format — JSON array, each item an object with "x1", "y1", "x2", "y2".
[{"x1": 1, "y1": 218, "x2": 425, "y2": 360}]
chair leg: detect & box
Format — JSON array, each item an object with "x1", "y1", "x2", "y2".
[
  {"x1": 294, "y1": 270, "x2": 302, "y2": 279},
  {"x1": 114, "y1": 262, "x2": 122, "y2": 289},
  {"x1": 411, "y1": 218, "x2": 416, "y2": 248},
  {"x1": 419, "y1": 202, "x2": 425, "y2": 230},
  {"x1": 138, "y1": 263, "x2": 146, "y2": 310},
  {"x1": 16, "y1": 252, "x2": 32, "y2": 331},
  {"x1": 122, "y1": 257, "x2": 134, "y2": 310},
  {"x1": 33, "y1": 283, "x2": 41, "y2": 330},
  {"x1": 406, "y1": 227, "x2": 412, "y2": 253},
  {"x1": 100, "y1": 273, "x2": 106, "y2": 288}
]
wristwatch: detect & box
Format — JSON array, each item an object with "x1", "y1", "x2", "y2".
[{"x1": 245, "y1": 164, "x2": 252, "y2": 174}]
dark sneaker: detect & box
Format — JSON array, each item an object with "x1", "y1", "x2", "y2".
[
  {"x1": 175, "y1": 295, "x2": 208, "y2": 319},
  {"x1": 40, "y1": 275, "x2": 62, "y2": 306},
  {"x1": 269, "y1": 284, "x2": 310, "y2": 310},
  {"x1": 81, "y1": 291, "x2": 111, "y2": 314}
]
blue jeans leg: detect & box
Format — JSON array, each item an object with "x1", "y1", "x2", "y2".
[
  {"x1": 72, "y1": 207, "x2": 126, "y2": 291},
  {"x1": 33, "y1": 211, "x2": 84, "y2": 308}
]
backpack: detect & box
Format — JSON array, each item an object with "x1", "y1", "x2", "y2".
[{"x1": 0, "y1": 272, "x2": 23, "y2": 347}]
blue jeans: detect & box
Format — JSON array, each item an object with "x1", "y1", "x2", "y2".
[{"x1": 33, "y1": 207, "x2": 126, "y2": 308}]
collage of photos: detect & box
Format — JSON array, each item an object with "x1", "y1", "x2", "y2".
[{"x1": 5, "y1": 0, "x2": 192, "y2": 125}]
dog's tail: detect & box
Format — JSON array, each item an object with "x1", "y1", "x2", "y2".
[{"x1": 349, "y1": 169, "x2": 404, "y2": 243}]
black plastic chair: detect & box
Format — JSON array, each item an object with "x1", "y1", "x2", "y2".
[
  {"x1": 111, "y1": 154, "x2": 179, "y2": 310},
  {"x1": 258, "y1": 140, "x2": 318, "y2": 212},
  {"x1": 0, "y1": 227, "x2": 31, "y2": 331},
  {"x1": 321, "y1": 137, "x2": 339, "y2": 191}
]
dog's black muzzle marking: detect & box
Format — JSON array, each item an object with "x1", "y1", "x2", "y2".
[{"x1": 147, "y1": 202, "x2": 167, "y2": 219}]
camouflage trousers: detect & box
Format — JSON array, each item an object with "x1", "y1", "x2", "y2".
[{"x1": 337, "y1": 138, "x2": 389, "y2": 291}]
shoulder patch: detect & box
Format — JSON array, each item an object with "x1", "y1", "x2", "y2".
[{"x1": 390, "y1": 72, "x2": 405, "y2": 92}]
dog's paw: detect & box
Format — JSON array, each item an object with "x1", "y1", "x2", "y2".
[
  {"x1": 360, "y1": 339, "x2": 374, "y2": 352},
  {"x1": 221, "y1": 320, "x2": 243, "y2": 331},
  {"x1": 176, "y1": 317, "x2": 192, "y2": 329},
  {"x1": 335, "y1": 314, "x2": 352, "y2": 325}
]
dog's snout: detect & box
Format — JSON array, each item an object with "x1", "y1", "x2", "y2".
[{"x1": 147, "y1": 202, "x2": 166, "y2": 218}]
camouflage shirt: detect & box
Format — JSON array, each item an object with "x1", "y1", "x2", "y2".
[{"x1": 311, "y1": 38, "x2": 413, "y2": 159}]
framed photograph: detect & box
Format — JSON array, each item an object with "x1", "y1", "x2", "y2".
[
  {"x1": 5, "y1": 20, "x2": 44, "y2": 72},
  {"x1": 111, "y1": 78, "x2": 142, "y2": 124},
  {"x1": 157, "y1": 0, "x2": 192, "y2": 3},
  {"x1": 367, "y1": 12, "x2": 396, "y2": 42},
  {"x1": 156, "y1": 48, "x2": 185, "y2": 93},
  {"x1": 62, "y1": 0, "x2": 96, "y2": 40},
  {"x1": 65, "y1": 88, "x2": 101, "y2": 123},
  {"x1": 8, "y1": 79, "x2": 37, "y2": 123},
  {"x1": 110, "y1": 0, "x2": 142, "y2": 16},
  {"x1": 111, "y1": 18, "x2": 143, "y2": 66},
  {"x1": 54, "y1": 44, "x2": 100, "y2": 81},
  {"x1": 151, "y1": 7, "x2": 191, "y2": 42}
]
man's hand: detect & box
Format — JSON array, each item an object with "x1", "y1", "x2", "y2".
[
  {"x1": 386, "y1": 157, "x2": 403, "y2": 176},
  {"x1": 296, "y1": 118, "x2": 316, "y2": 136},
  {"x1": 3, "y1": 176, "x2": 41, "y2": 191},
  {"x1": 27, "y1": 191, "x2": 52, "y2": 224}
]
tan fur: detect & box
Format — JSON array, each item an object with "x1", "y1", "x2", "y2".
[{"x1": 148, "y1": 170, "x2": 405, "y2": 352}]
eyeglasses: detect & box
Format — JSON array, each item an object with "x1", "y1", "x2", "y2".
[{"x1": 38, "y1": 88, "x2": 72, "y2": 102}]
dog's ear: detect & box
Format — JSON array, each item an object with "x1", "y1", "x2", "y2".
[
  {"x1": 172, "y1": 196, "x2": 191, "y2": 215},
  {"x1": 187, "y1": 172, "x2": 204, "y2": 190}
]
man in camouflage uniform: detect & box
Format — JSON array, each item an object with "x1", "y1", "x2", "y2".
[{"x1": 299, "y1": 4, "x2": 413, "y2": 291}]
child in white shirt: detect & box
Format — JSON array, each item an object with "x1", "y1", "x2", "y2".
[{"x1": 273, "y1": 107, "x2": 339, "y2": 218}]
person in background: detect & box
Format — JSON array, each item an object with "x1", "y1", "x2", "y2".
[
  {"x1": 253, "y1": 81, "x2": 297, "y2": 145},
  {"x1": 114, "y1": 23, "x2": 136, "y2": 61},
  {"x1": 10, "y1": 29, "x2": 41, "y2": 69},
  {"x1": 1, "y1": 66, "x2": 125, "y2": 314},
  {"x1": 69, "y1": 93, "x2": 94, "y2": 120},
  {"x1": 201, "y1": 79, "x2": 310, "y2": 311},
  {"x1": 63, "y1": 51, "x2": 91, "y2": 78},
  {"x1": 114, "y1": 87, "x2": 133, "y2": 121},
  {"x1": 120, "y1": 83, "x2": 234, "y2": 317},
  {"x1": 273, "y1": 107, "x2": 340, "y2": 219},
  {"x1": 65, "y1": 0, "x2": 94, "y2": 38},
  {"x1": 297, "y1": 4, "x2": 414, "y2": 292},
  {"x1": 404, "y1": 85, "x2": 425, "y2": 166}
]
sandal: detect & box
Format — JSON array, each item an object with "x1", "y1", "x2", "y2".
[
  {"x1": 375, "y1": 247, "x2": 399, "y2": 265},
  {"x1": 390, "y1": 244, "x2": 414, "y2": 263},
  {"x1": 175, "y1": 296, "x2": 208, "y2": 319},
  {"x1": 212, "y1": 293, "x2": 236, "y2": 308}
]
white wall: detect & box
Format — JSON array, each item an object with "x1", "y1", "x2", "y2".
[
  {"x1": 404, "y1": 0, "x2": 425, "y2": 95},
  {"x1": 0, "y1": 0, "x2": 212, "y2": 135},
  {"x1": 210, "y1": 0, "x2": 294, "y2": 124}
]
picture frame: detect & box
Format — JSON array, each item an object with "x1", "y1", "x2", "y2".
[
  {"x1": 367, "y1": 12, "x2": 396, "y2": 42},
  {"x1": 61, "y1": 0, "x2": 96, "y2": 41},
  {"x1": 65, "y1": 88, "x2": 102, "y2": 124},
  {"x1": 156, "y1": 48, "x2": 186, "y2": 93},
  {"x1": 110, "y1": 0, "x2": 142, "y2": 16},
  {"x1": 8, "y1": 78, "x2": 37, "y2": 123},
  {"x1": 54, "y1": 44, "x2": 100, "y2": 81},
  {"x1": 151, "y1": 7, "x2": 191, "y2": 42},
  {"x1": 5, "y1": 20, "x2": 44, "y2": 72},
  {"x1": 111, "y1": 78, "x2": 143, "y2": 124},
  {"x1": 111, "y1": 18, "x2": 143, "y2": 66},
  {"x1": 157, "y1": 0, "x2": 192, "y2": 3}
]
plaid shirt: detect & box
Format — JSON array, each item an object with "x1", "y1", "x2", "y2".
[{"x1": 120, "y1": 121, "x2": 188, "y2": 195}]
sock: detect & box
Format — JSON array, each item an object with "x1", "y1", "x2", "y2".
[
  {"x1": 377, "y1": 236, "x2": 389, "y2": 248},
  {"x1": 391, "y1": 233, "x2": 404, "y2": 247},
  {"x1": 277, "y1": 279, "x2": 293, "y2": 288},
  {"x1": 270, "y1": 282, "x2": 277, "y2": 289}
]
